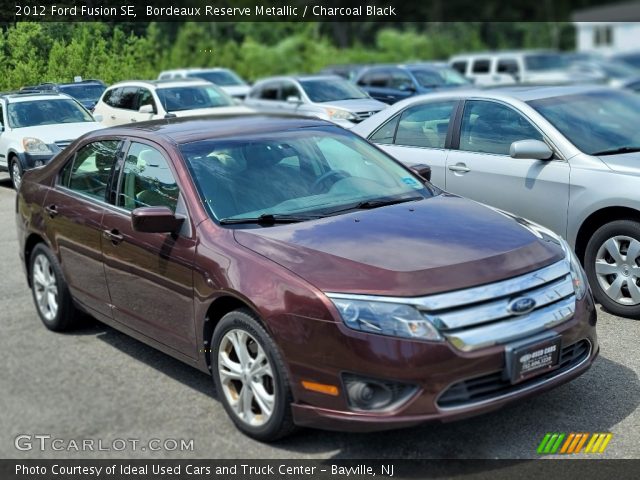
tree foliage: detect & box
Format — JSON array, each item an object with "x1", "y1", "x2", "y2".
[{"x1": 0, "y1": 21, "x2": 574, "y2": 90}]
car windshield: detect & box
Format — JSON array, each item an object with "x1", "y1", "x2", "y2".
[
  {"x1": 524, "y1": 54, "x2": 570, "y2": 71},
  {"x1": 58, "y1": 84, "x2": 106, "y2": 103},
  {"x1": 299, "y1": 79, "x2": 369, "y2": 102},
  {"x1": 156, "y1": 85, "x2": 234, "y2": 112},
  {"x1": 410, "y1": 68, "x2": 469, "y2": 87},
  {"x1": 179, "y1": 126, "x2": 433, "y2": 224},
  {"x1": 7, "y1": 99, "x2": 93, "y2": 128},
  {"x1": 187, "y1": 70, "x2": 245, "y2": 86},
  {"x1": 528, "y1": 90, "x2": 640, "y2": 155}
]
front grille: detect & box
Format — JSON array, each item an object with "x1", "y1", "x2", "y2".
[
  {"x1": 420, "y1": 260, "x2": 576, "y2": 351},
  {"x1": 354, "y1": 111, "x2": 379, "y2": 121},
  {"x1": 437, "y1": 340, "x2": 591, "y2": 409},
  {"x1": 54, "y1": 140, "x2": 72, "y2": 150}
]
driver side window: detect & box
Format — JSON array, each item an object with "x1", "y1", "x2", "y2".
[{"x1": 118, "y1": 143, "x2": 179, "y2": 212}]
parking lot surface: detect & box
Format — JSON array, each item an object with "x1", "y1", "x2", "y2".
[{"x1": 0, "y1": 173, "x2": 638, "y2": 460}]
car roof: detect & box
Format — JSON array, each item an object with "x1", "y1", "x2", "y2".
[
  {"x1": 450, "y1": 50, "x2": 558, "y2": 60},
  {"x1": 107, "y1": 78, "x2": 211, "y2": 89},
  {"x1": 92, "y1": 114, "x2": 334, "y2": 144},
  {"x1": 0, "y1": 91, "x2": 71, "y2": 102},
  {"x1": 254, "y1": 74, "x2": 343, "y2": 83}
]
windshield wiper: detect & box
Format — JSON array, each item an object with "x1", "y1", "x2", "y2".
[
  {"x1": 324, "y1": 196, "x2": 423, "y2": 215},
  {"x1": 219, "y1": 213, "x2": 323, "y2": 225},
  {"x1": 592, "y1": 146, "x2": 640, "y2": 156}
]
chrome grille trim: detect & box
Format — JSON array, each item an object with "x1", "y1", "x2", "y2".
[
  {"x1": 430, "y1": 273, "x2": 575, "y2": 330},
  {"x1": 444, "y1": 295, "x2": 575, "y2": 352}
]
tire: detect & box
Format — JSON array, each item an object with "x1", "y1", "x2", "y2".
[
  {"x1": 584, "y1": 219, "x2": 640, "y2": 319},
  {"x1": 10, "y1": 157, "x2": 23, "y2": 191},
  {"x1": 211, "y1": 309, "x2": 295, "y2": 441},
  {"x1": 29, "y1": 243, "x2": 78, "y2": 331}
]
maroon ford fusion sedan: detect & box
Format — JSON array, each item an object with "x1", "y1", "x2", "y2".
[{"x1": 16, "y1": 115, "x2": 598, "y2": 441}]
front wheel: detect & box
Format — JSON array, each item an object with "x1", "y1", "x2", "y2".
[
  {"x1": 10, "y1": 157, "x2": 23, "y2": 191},
  {"x1": 211, "y1": 309, "x2": 295, "y2": 441},
  {"x1": 584, "y1": 220, "x2": 640, "y2": 319}
]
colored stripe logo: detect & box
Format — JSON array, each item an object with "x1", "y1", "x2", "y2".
[{"x1": 537, "y1": 433, "x2": 612, "y2": 454}]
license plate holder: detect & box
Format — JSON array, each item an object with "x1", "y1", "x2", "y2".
[{"x1": 507, "y1": 336, "x2": 562, "y2": 384}]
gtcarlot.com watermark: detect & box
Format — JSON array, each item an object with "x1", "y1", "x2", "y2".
[{"x1": 15, "y1": 434, "x2": 194, "y2": 453}]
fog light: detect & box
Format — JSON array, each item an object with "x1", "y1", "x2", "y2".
[{"x1": 342, "y1": 373, "x2": 418, "y2": 412}]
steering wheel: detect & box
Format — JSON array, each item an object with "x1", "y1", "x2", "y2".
[{"x1": 311, "y1": 170, "x2": 350, "y2": 193}]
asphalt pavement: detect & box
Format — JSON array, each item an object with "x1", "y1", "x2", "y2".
[{"x1": 0, "y1": 172, "x2": 638, "y2": 460}]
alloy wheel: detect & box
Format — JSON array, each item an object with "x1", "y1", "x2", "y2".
[
  {"x1": 32, "y1": 253, "x2": 59, "y2": 321},
  {"x1": 595, "y1": 235, "x2": 640, "y2": 305},
  {"x1": 217, "y1": 329, "x2": 275, "y2": 427},
  {"x1": 11, "y1": 161, "x2": 22, "y2": 190}
]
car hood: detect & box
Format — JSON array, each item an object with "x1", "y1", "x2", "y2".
[
  {"x1": 221, "y1": 85, "x2": 251, "y2": 98},
  {"x1": 597, "y1": 152, "x2": 640, "y2": 175},
  {"x1": 233, "y1": 194, "x2": 563, "y2": 296},
  {"x1": 12, "y1": 122, "x2": 103, "y2": 143},
  {"x1": 172, "y1": 105, "x2": 254, "y2": 117},
  {"x1": 318, "y1": 98, "x2": 387, "y2": 113}
]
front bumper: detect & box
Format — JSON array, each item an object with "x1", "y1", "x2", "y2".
[{"x1": 269, "y1": 294, "x2": 598, "y2": 432}]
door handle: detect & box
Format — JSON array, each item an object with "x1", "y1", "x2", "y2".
[
  {"x1": 102, "y1": 229, "x2": 124, "y2": 245},
  {"x1": 110, "y1": 115, "x2": 116, "y2": 120},
  {"x1": 44, "y1": 204, "x2": 58, "y2": 218},
  {"x1": 448, "y1": 164, "x2": 471, "y2": 173},
  {"x1": 130, "y1": 118, "x2": 137, "y2": 122}
]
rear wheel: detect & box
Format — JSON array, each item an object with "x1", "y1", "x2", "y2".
[
  {"x1": 10, "y1": 157, "x2": 23, "y2": 190},
  {"x1": 29, "y1": 243, "x2": 78, "y2": 331},
  {"x1": 585, "y1": 220, "x2": 640, "y2": 319},
  {"x1": 211, "y1": 309, "x2": 295, "y2": 441}
]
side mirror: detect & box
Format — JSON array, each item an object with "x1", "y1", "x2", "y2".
[
  {"x1": 510, "y1": 139, "x2": 554, "y2": 161},
  {"x1": 92, "y1": 114, "x2": 103, "y2": 123},
  {"x1": 139, "y1": 104, "x2": 155, "y2": 114},
  {"x1": 399, "y1": 83, "x2": 416, "y2": 92},
  {"x1": 410, "y1": 163, "x2": 432, "y2": 182},
  {"x1": 286, "y1": 95, "x2": 302, "y2": 104},
  {"x1": 131, "y1": 206, "x2": 184, "y2": 234}
]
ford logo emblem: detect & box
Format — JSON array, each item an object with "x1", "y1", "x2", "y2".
[{"x1": 508, "y1": 297, "x2": 536, "y2": 315}]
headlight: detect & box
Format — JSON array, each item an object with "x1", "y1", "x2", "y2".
[
  {"x1": 327, "y1": 296, "x2": 442, "y2": 341},
  {"x1": 22, "y1": 138, "x2": 52, "y2": 154},
  {"x1": 559, "y1": 238, "x2": 588, "y2": 300},
  {"x1": 325, "y1": 108, "x2": 357, "y2": 121}
]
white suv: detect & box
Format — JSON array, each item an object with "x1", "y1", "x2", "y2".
[
  {"x1": 0, "y1": 91, "x2": 103, "y2": 189},
  {"x1": 449, "y1": 50, "x2": 573, "y2": 86},
  {"x1": 157, "y1": 68, "x2": 251, "y2": 99},
  {"x1": 93, "y1": 79, "x2": 253, "y2": 127}
]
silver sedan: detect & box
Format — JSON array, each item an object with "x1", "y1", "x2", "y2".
[
  {"x1": 353, "y1": 85, "x2": 640, "y2": 319},
  {"x1": 245, "y1": 75, "x2": 387, "y2": 128}
]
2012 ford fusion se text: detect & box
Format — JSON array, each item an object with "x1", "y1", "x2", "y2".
[{"x1": 15, "y1": 115, "x2": 598, "y2": 441}]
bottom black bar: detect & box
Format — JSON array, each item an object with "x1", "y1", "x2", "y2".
[{"x1": 1, "y1": 459, "x2": 638, "y2": 480}]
